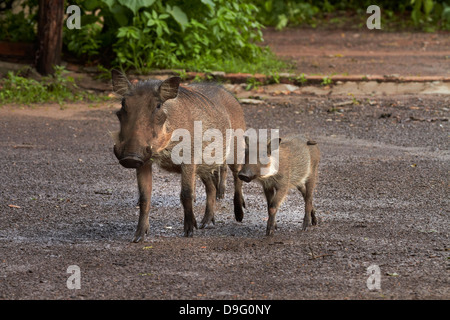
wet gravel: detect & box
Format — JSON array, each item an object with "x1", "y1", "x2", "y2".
[{"x1": 0, "y1": 93, "x2": 448, "y2": 299}]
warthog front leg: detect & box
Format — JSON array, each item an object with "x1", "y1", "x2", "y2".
[
  {"x1": 181, "y1": 165, "x2": 198, "y2": 237},
  {"x1": 133, "y1": 162, "x2": 152, "y2": 243},
  {"x1": 230, "y1": 164, "x2": 245, "y2": 222}
]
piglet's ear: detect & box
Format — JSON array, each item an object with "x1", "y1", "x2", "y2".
[
  {"x1": 159, "y1": 76, "x2": 181, "y2": 102},
  {"x1": 111, "y1": 69, "x2": 132, "y2": 96}
]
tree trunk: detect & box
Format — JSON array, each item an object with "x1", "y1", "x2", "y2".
[{"x1": 36, "y1": 0, "x2": 64, "y2": 75}]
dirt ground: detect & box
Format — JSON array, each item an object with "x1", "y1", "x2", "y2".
[
  {"x1": 263, "y1": 28, "x2": 450, "y2": 76},
  {"x1": 0, "y1": 90, "x2": 448, "y2": 300},
  {"x1": 0, "y1": 27, "x2": 449, "y2": 301}
]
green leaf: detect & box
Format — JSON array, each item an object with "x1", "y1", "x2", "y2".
[
  {"x1": 201, "y1": 0, "x2": 215, "y2": 10},
  {"x1": 264, "y1": 0, "x2": 273, "y2": 12},
  {"x1": 100, "y1": 0, "x2": 115, "y2": 10},
  {"x1": 167, "y1": 5, "x2": 188, "y2": 31},
  {"x1": 80, "y1": 15, "x2": 100, "y2": 26},
  {"x1": 411, "y1": 9, "x2": 420, "y2": 25},
  {"x1": 143, "y1": 11, "x2": 152, "y2": 19},
  {"x1": 84, "y1": 0, "x2": 101, "y2": 11},
  {"x1": 275, "y1": 14, "x2": 288, "y2": 30},
  {"x1": 156, "y1": 24, "x2": 162, "y2": 37},
  {"x1": 118, "y1": 0, "x2": 156, "y2": 15},
  {"x1": 423, "y1": 0, "x2": 434, "y2": 16},
  {"x1": 117, "y1": 27, "x2": 127, "y2": 38},
  {"x1": 117, "y1": 26, "x2": 139, "y2": 39},
  {"x1": 108, "y1": 3, "x2": 130, "y2": 26},
  {"x1": 113, "y1": 11, "x2": 129, "y2": 26}
]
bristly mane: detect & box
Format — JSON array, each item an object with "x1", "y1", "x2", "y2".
[
  {"x1": 128, "y1": 79, "x2": 160, "y2": 96},
  {"x1": 129, "y1": 79, "x2": 220, "y2": 111}
]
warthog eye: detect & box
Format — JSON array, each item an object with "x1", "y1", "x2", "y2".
[
  {"x1": 156, "y1": 103, "x2": 161, "y2": 109},
  {"x1": 120, "y1": 98, "x2": 128, "y2": 112},
  {"x1": 117, "y1": 99, "x2": 128, "y2": 120}
]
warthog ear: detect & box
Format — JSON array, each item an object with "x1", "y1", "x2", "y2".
[
  {"x1": 111, "y1": 69, "x2": 131, "y2": 96},
  {"x1": 267, "y1": 138, "x2": 282, "y2": 156},
  {"x1": 159, "y1": 76, "x2": 181, "y2": 102}
]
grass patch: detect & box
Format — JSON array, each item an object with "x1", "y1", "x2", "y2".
[
  {"x1": 177, "y1": 49, "x2": 294, "y2": 75},
  {"x1": 0, "y1": 66, "x2": 110, "y2": 106}
]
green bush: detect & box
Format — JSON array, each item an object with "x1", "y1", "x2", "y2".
[
  {"x1": 0, "y1": 5, "x2": 37, "y2": 42},
  {"x1": 65, "y1": 22, "x2": 102, "y2": 59},
  {"x1": 442, "y1": 3, "x2": 450, "y2": 29},
  {"x1": 410, "y1": 0, "x2": 450, "y2": 31},
  {"x1": 64, "y1": 0, "x2": 283, "y2": 74},
  {"x1": 2, "y1": 0, "x2": 449, "y2": 76}
]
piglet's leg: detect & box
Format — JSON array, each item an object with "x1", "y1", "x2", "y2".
[
  {"x1": 265, "y1": 184, "x2": 288, "y2": 236},
  {"x1": 199, "y1": 174, "x2": 217, "y2": 228},
  {"x1": 298, "y1": 182, "x2": 317, "y2": 231}
]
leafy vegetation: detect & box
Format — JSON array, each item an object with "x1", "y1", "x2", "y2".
[
  {"x1": 0, "y1": 0, "x2": 449, "y2": 78},
  {"x1": 0, "y1": 66, "x2": 106, "y2": 105},
  {"x1": 321, "y1": 76, "x2": 332, "y2": 86},
  {"x1": 410, "y1": 0, "x2": 450, "y2": 31},
  {"x1": 62, "y1": 0, "x2": 450, "y2": 75},
  {"x1": 254, "y1": 0, "x2": 321, "y2": 30},
  {"x1": 0, "y1": 1, "x2": 37, "y2": 42},
  {"x1": 63, "y1": 0, "x2": 285, "y2": 74},
  {"x1": 253, "y1": 0, "x2": 450, "y2": 31}
]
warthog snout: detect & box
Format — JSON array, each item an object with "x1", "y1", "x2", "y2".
[
  {"x1": 238, "y1": 169, "x2": 255, "y2": 183},
  {"x1": 114, "y1": 143, "x2": 152, "y2": 169},
  {"x1": 119, "y1": 154, "x2": 144, "y2": 169}
]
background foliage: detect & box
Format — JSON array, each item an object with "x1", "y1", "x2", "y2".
[
  {"x1": 254, "y1": 0, "x2": 450, "y2": 31},
  {"x1": 63, "y1": 0, "x2": 278, "y2": 73},
  {"x1": 0, "y1": 0, "x2": 449, "y2": 74},
  {"x1": 0, "y1": 65, "x2": 100, "y2": 104}
]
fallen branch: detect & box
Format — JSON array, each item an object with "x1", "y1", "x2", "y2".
[
  {"x1": 308, "y1": 246, "x2": 333, "y2": 260},
  {"x1": 13, "y1": 144, "x2": 34, "y2": 149}
]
